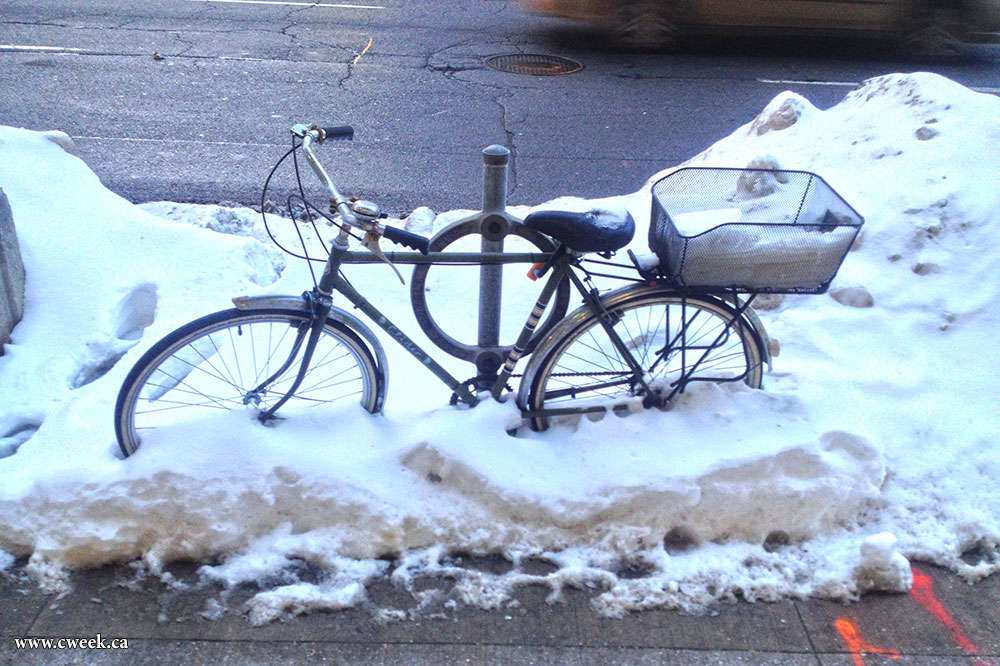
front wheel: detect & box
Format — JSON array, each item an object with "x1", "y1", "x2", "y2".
[
  {"x1": 519, "y1": 290, "x2": 764, "y2": 431},
  {"x1": 115, "y1": 308, "x2": 380, "y2": 457}
]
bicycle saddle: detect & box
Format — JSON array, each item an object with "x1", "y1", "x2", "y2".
[{"x1": 524, "y1": 207, "x2": 635, "y2": 253}]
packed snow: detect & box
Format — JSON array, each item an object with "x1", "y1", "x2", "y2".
[{"x1": 1, "y1": 72, "x2": 998, "y2": 624}]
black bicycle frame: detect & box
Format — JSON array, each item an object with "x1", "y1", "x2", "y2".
[{"x1": 257, "y1": 235, "x2": 656, "y2": 421}]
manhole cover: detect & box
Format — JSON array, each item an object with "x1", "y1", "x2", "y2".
[{"x1": 485, "y1": 54, "x2": 583, "y2": 76}]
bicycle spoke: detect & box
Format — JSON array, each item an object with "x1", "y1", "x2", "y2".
[
  {"x1": 146, "y1": 366, "x2": 239, "y2": 411},
  {"x1": 526, "y1": 293, "x2": 762, "y2": 430},
  {"x1": 227, "y1": 326, "x2": 245, "y2": 390},
  {"x1": 297, "y1": 365, "x2": 363, "y2": 397},
  {"x1": 544, "y1": 375, "x2": 632, "y2": 401},
  {"x1": 163, "y1": 340, "x2": 243, "y2": 392},
  {"x1": 556, "y1": 332, "x2": 624, "y2": 374},
  {"x1": 302, "y1": 387, "x2": 364, "y2": 404},
  {"x1": 206, "y1": 331, "x2": 240, "y2": 389},
  {"x1": 300, "y1": 347, "x2": 352, "y2": 382},
  {"x1": 136, "y1": 396, "x2": 242, "y2": 415},
  {"x1": 121, "y1": 313, "x2": 377, "y2": 456},
  {"x1": 252, "y1": 322, "x2": 299, "y2": 387},
  {"x1": 140, "y1": 380, "x2": 241, "y2": 404}
]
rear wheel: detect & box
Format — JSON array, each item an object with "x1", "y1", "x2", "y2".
[
  {"x1": 520, "y1": 292, "x2": 763, "y2": 431},
  {"x1": 115, "y1": 308, "x2": 379, "y2": 457}
]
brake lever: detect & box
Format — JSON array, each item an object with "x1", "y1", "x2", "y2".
[{"x1": 361, "y1": 230, "x2": 405, "y2": 284}]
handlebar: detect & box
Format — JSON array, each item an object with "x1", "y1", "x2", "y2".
[
  {"x1": 383, "y1": 225, "x2": 430, "y2": 254},
  {"x1": 321, "y1": 125, "x2": 354, "y2": 141},
  {"x1": 295, "y1": 123, "x2": 430, "y2": 255}
]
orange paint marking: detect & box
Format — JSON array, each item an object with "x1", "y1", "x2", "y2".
[
  {"x1": 910, "y1": 567, "x2": 998, "y2": 666},
  {"x1": 834, "y1": 617, "x2": 902, "y2": 666}
]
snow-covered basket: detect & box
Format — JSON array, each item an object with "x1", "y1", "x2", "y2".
[{"x1": 648, "y1": 167, "x2": 863, "y2": 293}]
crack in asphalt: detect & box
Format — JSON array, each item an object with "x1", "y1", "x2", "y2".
[
  {"x1": 171, "y1": 32, "x2": 198, "y2": 58},
  {"x1": 418, "y1": 40, "x2": 524, "y2": 194},
  {"x1": 417, "y1": 37, "x2": 578, "y2": 201},
  {"x1": 2, "y1": 2, "x2": 614, "y2": 208},
  {"x1": 1, "y1": 20, "x2": 74, "y2": 28},
  {"x1": 494, "y1": 92, "x2": 519, "y2": 198},
  {"x1": 419, "y1": 37, "x2": 564, "y2": 202}
]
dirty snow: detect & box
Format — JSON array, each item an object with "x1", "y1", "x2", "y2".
[{"x1": 0, "y1": 72, "x2": 998, "y2": 624}]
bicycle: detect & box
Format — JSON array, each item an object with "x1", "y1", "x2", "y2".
[{"x1": 114, "y1": 124, "x2": 863, "y2": 457}]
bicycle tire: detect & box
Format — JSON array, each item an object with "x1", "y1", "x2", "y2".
[
  {"x1": 519, "y1": 289, "x2": 764, "y2": 431},
  {"x1": 115, "y1": 308, "x2": 379, "y2": 457}
]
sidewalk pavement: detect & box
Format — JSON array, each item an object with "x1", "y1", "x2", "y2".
[{"x1": 2, "y1": 559, "x2": 998, "y2": 665}]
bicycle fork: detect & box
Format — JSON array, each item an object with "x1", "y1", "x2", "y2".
[
  {"x1": 252, "y1": 291, "x2": 336, "y2": 422},
  {"x1": 255, "y1": 233, "x2": 356, "y2": 423},
  {"x1": 258, "y1": 231, "x2": 486, "y2": 422}
]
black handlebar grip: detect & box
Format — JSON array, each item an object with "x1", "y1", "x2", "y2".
[
  {"x1": 383, "y1": 226, "x2": 430, "y2": 255},
  {"x1": 322, "y1": 126, "x2": 354, "y2": 141}
]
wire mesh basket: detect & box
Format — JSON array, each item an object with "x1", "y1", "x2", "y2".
[{"x1": 648, "y1": 167, "x2": 864, "y2": 294}]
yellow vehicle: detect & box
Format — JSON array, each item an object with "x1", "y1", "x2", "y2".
[{"x1": 520, "y1": 0, "x2": 1000, "y2": 49}]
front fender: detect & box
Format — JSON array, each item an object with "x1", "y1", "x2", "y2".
[{"x1": 232, "y1": 294, "x2": 389, "y2": 412}]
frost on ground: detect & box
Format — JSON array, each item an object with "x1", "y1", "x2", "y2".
[{"x1": 0, "y1": 72, "x2": 998, "y2": 624}]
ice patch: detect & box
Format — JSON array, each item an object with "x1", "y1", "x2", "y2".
[
  {"x1": 855, "y1": 532, "x2": 912, "y2": 593},
  {"x1": 24, "y1": 552, "x2": 71, "y2": 595},
  {"x1": 140, "y1": 202, "x2": 264, "y2": 239},
  {"x1": 246, "y1": 580, "x2": 367, "y2": 625},
  {"x1": 237, "y1": 240, "x2": 286, "y2": 286},
  {"x1": 830, "y1": 285, "x2": 874, "y2": 308}
]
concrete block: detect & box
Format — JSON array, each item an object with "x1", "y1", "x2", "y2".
[{"x1": 0, "y1": 188, "x2": 26, "y2": 349}]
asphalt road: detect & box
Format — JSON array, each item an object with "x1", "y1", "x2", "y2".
[{"x1": 2, "y1": 0, "x2": 999, "y2": 214}]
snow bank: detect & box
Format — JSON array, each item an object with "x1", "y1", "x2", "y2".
[{"x1": 1, "y1": 72, "x2": 998, "y2": 622}]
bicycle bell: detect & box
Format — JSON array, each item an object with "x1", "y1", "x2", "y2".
[{"x1": 350, "y1": 199, "x2": 381, "y2": 221}]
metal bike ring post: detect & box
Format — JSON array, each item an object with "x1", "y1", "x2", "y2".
[{"x1": 409, "y1": 146, "x2": 570, "y2": 377}]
